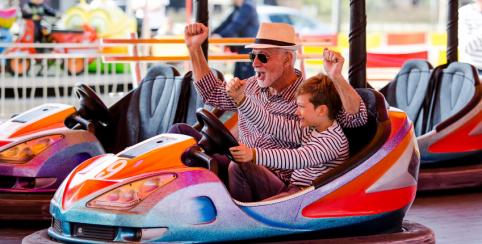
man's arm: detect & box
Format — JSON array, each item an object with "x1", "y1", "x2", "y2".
[
  {"x1": 212, "y1": 12, "x2": 233, "y2": 35},
  {"x1": 41, "y1": 3, "x2": 61, "y2": 18},
  {"x1": 184, "y1": 23, "x2": 239, "y2": 112},
  {"x1": 237, "y1": 96, "x2": 305, "y2": 144},
  {"x1": 185, "y1": 23, "x2": 212, "y2": 82},
  {"x1": 215, "y1": 2, "x2": 257, "y2": 37},
  {"x1": 459, "y1": 7, "x2": 482, "y2": 54}
]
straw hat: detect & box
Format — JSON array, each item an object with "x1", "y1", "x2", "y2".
[{"x1": 245, "y1": 22, "x2": 302, "y2": 50}]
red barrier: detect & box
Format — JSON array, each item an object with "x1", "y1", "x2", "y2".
[
  {"x1": 387, "y1": 32, "x2": 426, "y2": 45},
  {"x1": 367, "y1": 51, "x2": 428, "y2": 68}
]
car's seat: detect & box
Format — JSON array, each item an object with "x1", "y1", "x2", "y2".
[
  {"x1": 101, "y1": 65, "x2": 224, "y2": 154},
  {"x1": 379, "y1": 59, "x2": 432, "y2": 136},
  {"x1": 314, "y1": 89, "x2": 391, "y2": 188},
  {"x1": 423, "y1": 62, "x2": 481, "y2": 133}
]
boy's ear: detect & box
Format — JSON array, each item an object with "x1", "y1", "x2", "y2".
[{"x1": 317, "y1": 105, "x2": 328, "y2": 117}]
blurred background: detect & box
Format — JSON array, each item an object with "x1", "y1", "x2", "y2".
[{"x1": 0, "y1": 0, "x2": 474, "y2": 120}]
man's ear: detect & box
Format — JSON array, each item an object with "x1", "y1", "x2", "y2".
[{"x1": 284, "y1": 52, "x2": 292, "y2": 67}]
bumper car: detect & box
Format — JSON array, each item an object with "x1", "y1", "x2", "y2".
[
  {"x1": 380, "y1": 60, "x2": 482, "y2": 191},
  {"x1": 0, "y1": 64, "x2": 226, "y2": 221},
  {"x1": 0, "y1": 84, "x2": 109, "y2": 220},
  {"x1": 24, "y1": 89, "x2": 435, "y2": 243},
  {"x1": 378, "y1": 0, "x2": 482, "y2": 191}
]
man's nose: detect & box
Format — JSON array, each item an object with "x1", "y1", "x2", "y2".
[{"x1": 295, "y1": 108, "x2": 301, "y2": 116}]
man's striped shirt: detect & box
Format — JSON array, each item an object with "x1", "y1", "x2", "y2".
[
  {"x1": 194, "y1": 70, "x2": 366, "y2": 184},
  {"x1": 459, "y1": 4, "x2": 482, "y2": 70},
  {"x1": 238, "y1": 96, "x2": 366, "y2": 187}
]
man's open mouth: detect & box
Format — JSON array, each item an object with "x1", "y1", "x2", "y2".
[{"x1": 257, "y1": 72, "x2": 266, "y2": 80}]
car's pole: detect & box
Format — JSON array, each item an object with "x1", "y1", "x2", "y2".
[
  {"x1": 348, "y1": 0, "x2": 367, "y2": 88},
  {"x1": 196, "y1": 0, "x2": 209, "y2": 62},
  {"x1": 447, "y1": 0, "x2": 458, "y2": 63}
]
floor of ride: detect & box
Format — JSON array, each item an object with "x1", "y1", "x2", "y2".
[
  {"x1": 0, "y1": 221, "x2": 49, "y2": 244},
  {"x1": 406, "y1": 187, "x2": 482, "y2": 244},
  {"x1": 1, "y1": 187, "x2": 481, "y2": 244}
]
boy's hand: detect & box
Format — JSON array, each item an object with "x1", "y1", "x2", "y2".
[
  {"x1": 184, "y1": 23, "x2": 209, "y2": 50},
  {"x1": 226, "y1": 77, "x2": 246, "y2": 104},
  {"x1": 229, "y1": 143, "x2": 253, "y2": 163},
  {"x1": 323, "y1": 48, "x2": 344, "y2": 80}
]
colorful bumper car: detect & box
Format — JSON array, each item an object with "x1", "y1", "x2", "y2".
[
  {"x1": 23, "y1": 88, "x2": 435, "y2": 243},
  {"x1": 0, "y1": 86, "x2": 109, "y2": 220},
  {"x1": 380, "y1": 59, "x2": 482, "y2": 190},
  {"x1": 0, "y1": 65, "x2": 226, "y2": 221}
]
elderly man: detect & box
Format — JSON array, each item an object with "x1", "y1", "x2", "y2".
[{"x1": 169, "y1": 22, "x2": 365, "y2": 191}]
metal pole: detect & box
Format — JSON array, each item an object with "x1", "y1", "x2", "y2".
[
  {"x1": 196, "y1": 0, "x2": 209, "y2": 61},
  {"x1": 348, "y1": 0, "x2": 367, "y2": 88},
  {"x1": 447, "y1": 0, "x2": 458, "y2": 63}
]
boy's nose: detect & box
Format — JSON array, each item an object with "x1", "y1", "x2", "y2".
[{"x1": 295, "y1": 108, "x2": 301, "y2": 116}]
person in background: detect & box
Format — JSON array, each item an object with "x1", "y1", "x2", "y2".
[
  {"x1": 459, "y1": 0, "x2": 482, "y2": 74},
  {"x1": 211, "y1": 0, "x2": 259, "y2": 80},
  {"x1": 21, "y1": 0, "x2": 61, "y2": 43}
]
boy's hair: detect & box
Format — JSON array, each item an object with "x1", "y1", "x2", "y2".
[{"x1": 295, "y1": 73, "x2": 342, "y2": 120}]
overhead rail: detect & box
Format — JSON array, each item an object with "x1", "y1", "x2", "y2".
[
  {"x1": 100, "y1": 37, "x2": 333, "y2": 63},
  {"x1": 100, "y1": 37, "x2": 334, "y2": 46}
]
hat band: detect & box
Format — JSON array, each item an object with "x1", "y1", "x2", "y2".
[{"x1": 254, "y1": 38, "x2": 295, "y2": 47}]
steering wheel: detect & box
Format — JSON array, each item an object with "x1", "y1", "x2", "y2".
[
  {"x1": 196, "y1": 108, "x2": 239, "y2": 162},
  {"x1": 65, "y1": 83, "x2": 113, "y2": 128}
]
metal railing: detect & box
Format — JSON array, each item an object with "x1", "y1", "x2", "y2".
[
  {"x1": 0, "y1": 36, "x2": 334, "y2": 120},
  {"x1": 0, "y1": 42, "x2": 132, "y2": 119}
]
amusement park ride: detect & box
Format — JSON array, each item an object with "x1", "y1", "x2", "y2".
[{"x1": 0, "y1": 0, "x2": 479, "y2": 243}]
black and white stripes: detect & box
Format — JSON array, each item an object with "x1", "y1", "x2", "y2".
[
  {"x1": 238, "y1": 96, "x2": 367, "y2": 187},
  {"x1": 459, "y1": 4, "x2": 482, "y2": 70},
  {"x1": 194, "y1": 70, "x2": 367, "y2": 185}
]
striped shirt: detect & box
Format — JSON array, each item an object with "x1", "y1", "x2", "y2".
[
  {"x1": 238, "y1": 96, "x2": 366, "y2": 187},
  {"x1": 459, "y1": 4, "x2": 482, "y2": 70},
  {"x1": 194, "y1": 70, "x2": 366, "y2": 184}
]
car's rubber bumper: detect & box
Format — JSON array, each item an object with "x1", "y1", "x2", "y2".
[
  {"x1": 23, "y1": 220, "x2": 435, "y2": 244},
  {"x1": 0, "y1": 192, "x2": 54, "y2": 221},
  {"x1": 418, "y1": 164, "x2": 482, "y2": 191}
]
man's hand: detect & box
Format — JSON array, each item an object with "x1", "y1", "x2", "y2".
[
  {"x1": 323, "y1": 48, "x2": 344, "y2": 80},
  {"x1": 33, "y1": 15, "x2": 41, "y2": 21},
  {"x1": 184, "y1": 23, "x2": 209, "y2": 49},
  {"x1": 226, "y1": 77, "x2": 247, "y2": 104},
  {"x1": 229, "y1": 143, "x2": 254, "y2": 163}
]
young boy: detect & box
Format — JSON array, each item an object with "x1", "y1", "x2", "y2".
[{"x1": 226, "y1": 73, "x2": 367, "y2": 201}]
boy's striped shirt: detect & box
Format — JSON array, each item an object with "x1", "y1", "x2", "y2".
[{"x1": 238, "y1": 96, "x2": 366, "y2": 187}]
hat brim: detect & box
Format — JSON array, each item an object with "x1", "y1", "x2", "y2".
[{"x1": 245, "y1": 43, "x2": 302, "y2": 51}]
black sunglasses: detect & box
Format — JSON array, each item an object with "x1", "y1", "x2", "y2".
[{"x1": 249, "y1": 52, "x2": 269, "y2": 63}]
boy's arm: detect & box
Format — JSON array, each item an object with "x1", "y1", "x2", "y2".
[
  {"x1": 238, "y1": 96, "x2": 305, "y2": 143},
  {"x1": 255, "y1": 133, "x2": 347, "y2": 169},
  {"x1": 336, "y1": 97, "x2": 368, "y2": 128}
]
